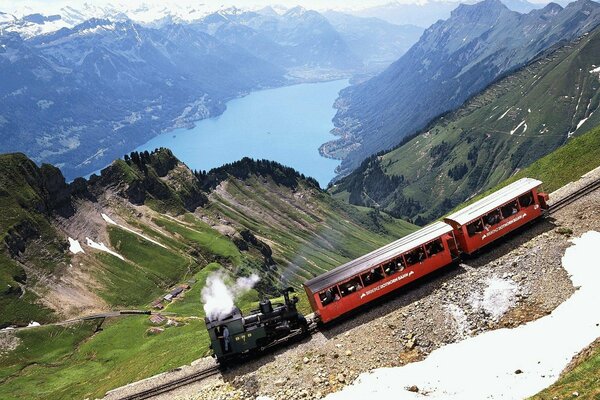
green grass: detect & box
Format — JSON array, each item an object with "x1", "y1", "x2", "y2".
[
  {"x1": 91, "y1": 226, "x2": 194, "y2": 307},
  {"x1": 154, "y1": 215, "x2": 242, "y2": 264},
  {"x1": 0, "y1": 317, "x2": 206, "y2": 400},
  {"x1": 449, "y1": 123, "x2": 600, "y2": 213},
  {"x1": 529, "y1": 341, "x2": 600, "y2": 400},
  {"x1": 0, "y1": 260, "x2": 270, "y2": 400}
]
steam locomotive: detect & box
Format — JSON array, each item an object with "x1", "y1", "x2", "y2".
[{"x1": 205, "y1": 287, "x2": 309, "y2": 364}]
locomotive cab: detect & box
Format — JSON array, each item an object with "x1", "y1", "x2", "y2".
[{"x1": 205, "y1": 287, "x2": 308, "y2": 363}]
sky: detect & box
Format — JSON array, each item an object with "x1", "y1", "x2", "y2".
[
  {"x1": 0, "y1": 0, "x2": 560, "y2": 17},
  {"x1": 0, "y1": 0, "x2": 394, "y2": 14}
]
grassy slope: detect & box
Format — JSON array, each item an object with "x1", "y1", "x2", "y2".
[
  {"x1": 331, "y1": 28, "x2": 600, "y2": 222},
  {"x1": 208, "y1": 175, "x2": 416, "y2": 284},
  {"x1": 0, "y1": 262, "x2": 264, "y2": 400},
  {"x1": 0, "y1": 154, "x2": 68, "y2": 327},
  {"x1": 0, "y1": 160, "x2": 416, "y2": 399},
  {"x1": 453, "y1": 123, "x2": 600, "y2": 210},
  {"x1": 529, "y1": 340, "x2": 600, "y2": 400}
]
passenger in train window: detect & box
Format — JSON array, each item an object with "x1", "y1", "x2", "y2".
[
  {"x1": 501, "y1": 201, "x2": 519, "y2": 218},
  {"x1": 426, "y1": 239, "x2": 444, "y2": 256},
  {"x1": 334, "y1": 292, "x2": 340, "y2": 301},
  {"x1": 417, "y1": 248, "x2": 426, "y2": 262},
  {"x1": 519, "y1": 192, "x2": 533, "y2": 207},
  {"x1": 483, "y1": 210, "x2": 501, "y2": 230}
]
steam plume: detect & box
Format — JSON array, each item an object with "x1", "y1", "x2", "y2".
[{"x1": 202, "y1": 271, "x2": 260, "y2": 321}]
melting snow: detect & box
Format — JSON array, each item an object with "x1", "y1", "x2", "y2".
[
  {"x1": 85, "y1": 237, "x2": 124, "y2": 260},
  {"x1": 469, "y1": 277, "x2": 518, "y2": 321},
  {"x1": 445, "y1": 304, "x2": 470, "y2": 339},
  {"x1": 327, "y1": 231, "x2": 600, "y2": 400},
  {"x1": 497, "y1": 107, "x2": 512, "y2": 121},
  {"x1": 68, "y1": 237, "x2": 84, "y2": 254},
  {"x1": 510, "y1": 120, "x2": 527, "y2": 135},
  {"x1": 101, "y1": 213, "x2": 167, "y2": 249}
]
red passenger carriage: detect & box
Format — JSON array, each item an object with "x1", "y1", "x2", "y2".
[
  {"x1": 443, "y1": 178, "x2": 549, "y2": 255},
  {"x1": 303, "y1": 222, "x2": 459, "y2": 323}
]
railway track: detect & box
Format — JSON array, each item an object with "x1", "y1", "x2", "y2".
[
  {"x1": 548, "y1": 176, "x2": 600, "y2": 215},
  {"x1": 114, "y1": 364, "x2": 221, "y2": 400}
]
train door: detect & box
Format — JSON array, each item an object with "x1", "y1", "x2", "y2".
[{"x1": 446, "y1": 233, "x2": 460, "y2": 259}]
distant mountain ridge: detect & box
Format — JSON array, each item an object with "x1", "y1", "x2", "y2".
[
  {"x1": 352, "y1": 0, "x2": 544, "y2": 27},
  {"x1": 330, "y1": 24, "x2": 600, "y2": 222},
  {"x1": 324, "y1": 0, "x2": 600, "y2": 177}
]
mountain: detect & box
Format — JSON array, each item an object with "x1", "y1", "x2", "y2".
[
  {"x1": 352, "y1": 0, "x2": 544, "y2": 27},
  {"x1": 0, "y1": 149, "x2": 415, "y2": 329},
  {"x1": 193, "y1": 7, "x2": 357, "y2": 77},
  {"x1": 323, "y1": 11, "x2": 424, "y2": 71},
  {"x1": 0, "y1": 18, "x2": 285, "y2": 180},
  {"x1": 330, "y1": 25, "x2": 600, "y2": 222},
  {"x1": 324, "y1": 0, "x2": 600, "y2": 177}
]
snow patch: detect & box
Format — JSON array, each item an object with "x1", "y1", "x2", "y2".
[
  {"x1": 27, "y1": 321, "x2": 40, "y2": 327},
  {"x1": 101, "y1": 213, "x2": 167, "y2": 249},
  {"x1": 497, "y1": 107, "x2": 512, "y2": 121},
  {"x1": 444, "y1": 304, "x2": 469, "y2": 339},
  {"x1": 510, "y1": 120, "x2": 526, "y2": 135},
  {"x1": 85, "y1": 237, "x2": 124, "y2": 260},
  {"x1": 469, "y1": 277, "x2": 518, "y2": 321},
  {"x1": 326, "y1": 231, "x2": 600, "y2": 400},
  {"x1": 68, "y1": 237, "x2": 84, "y2": 254}
]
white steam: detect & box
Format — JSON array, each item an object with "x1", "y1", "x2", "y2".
[{"x1": 201, "y1": 272, "x2": 260, "y2": 321}]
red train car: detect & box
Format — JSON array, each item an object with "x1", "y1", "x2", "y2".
[
  {"x1": 303, "y1": 222, "x2": 458, "y2": 323},
  {"x1": 443, "y1": 178, "x2": 549, "y2": 255}
]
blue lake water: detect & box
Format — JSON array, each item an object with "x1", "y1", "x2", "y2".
[{"x1": 135, "y1": 79, "x2": 348, "y2": 186}]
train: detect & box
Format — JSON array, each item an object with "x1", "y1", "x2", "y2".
[{"x1": 206, "y1": 177, "x2": 549, "y2": 362}]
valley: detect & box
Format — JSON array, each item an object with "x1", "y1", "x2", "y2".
[{"x1": 0, "y1": 6, "x2": 422, "y2": 182}]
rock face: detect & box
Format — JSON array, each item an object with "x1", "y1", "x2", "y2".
[
  {"x1": 327, "y1": 0, "x2": 600, "y2": 176},
  {"x1": 90, "y1": 148, "x2": 208, "y2": 213}
]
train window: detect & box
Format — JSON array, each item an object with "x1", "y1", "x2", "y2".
[
  {"x1": 339, "y1": 277, "x2": 363, "y2": 297},
  {"x1": 318, "y1": 286, "x2": 341, "y2": 306},
  {"x1": 519, "y1": 192, "x2": 533, "y2": 208},
  {"x1": 501, "y1": 200, "x2": 519, "y2": 219},
  {"x1": 467, "y1": 219, "x2": 484, "y2": 237},
  {"x1": 361, "y1": 267, "x2": 384, "y2": 287},
  {"x1": 425, "y1": 239, "x2": 444, "y2": 256},
  {"x1": 405, "y1": 246, "x2": 426, "y2": 266},
  {"x1": 483, "y1": 209, "x2": 502, "y2": 228},
  {"x1": 383, "y1": 256, "x2": 405, "y2": 275}
]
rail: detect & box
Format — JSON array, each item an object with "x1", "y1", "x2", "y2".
[
  {"x1": 547, "y1": 176, "x2": 600, "y2": 215},
  {"x1": 114, "y1": 365, "x2": 221, "y2": 400}
]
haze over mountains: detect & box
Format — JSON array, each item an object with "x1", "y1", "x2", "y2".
[
  {"x1": 324, "y1": 0, "x2": 600, "y2": 177},
  {"x1": 0, "y1": 5, "x2": 422, "y2": 180}
]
